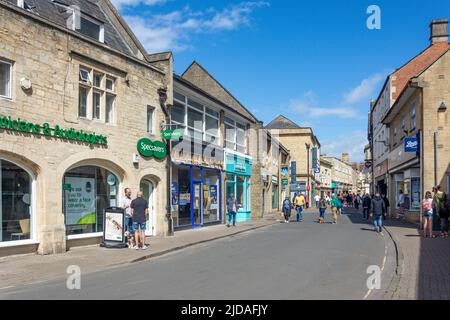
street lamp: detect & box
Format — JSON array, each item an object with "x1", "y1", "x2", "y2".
[{"x1": 306, "y1": 143, "x2": 311, "y2": 207}]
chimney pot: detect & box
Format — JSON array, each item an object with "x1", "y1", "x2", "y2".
[{"x1": 430, "y1": 19, "x2": 449, "y2": 45}]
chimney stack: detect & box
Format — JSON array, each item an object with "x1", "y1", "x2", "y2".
[
  {"x1": 342, "y1": 153, "x2": 349, "y2": 163},
  {"x1": 430, "y1": 19, "x2": 448, "y2": 45}
]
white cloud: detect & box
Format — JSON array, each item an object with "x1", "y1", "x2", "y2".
[
  {"x1": 122, "y1": 2, "x2": 269, "y2": 53},
  {"x1": 289, "y1": 99, "x2": 361, "y2": 119},
  {"x1": 343, "y1": 73, "x2": 385, "y2": 105},
  {"x1": 321, "y1": 131, "x2": 367, "y2": 162}
]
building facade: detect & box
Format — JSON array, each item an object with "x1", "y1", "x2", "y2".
[{"x1": 0, "y1": 0, "x2": 173, "y2": 256}]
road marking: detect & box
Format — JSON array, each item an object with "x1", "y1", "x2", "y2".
[{"x1": 363, "y1": 289, "x2": 372, "y2": 300}]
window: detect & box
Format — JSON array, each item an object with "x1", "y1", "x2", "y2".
[
  {"x1": 79, "y1": 87, "x2": 88, "y2": 118},
  {"x1": 172, "y1": 101, "x2": 186, "y2": 125},
  {"x1": 93, "y1": 91, "x2": 101, "y2": 120},
  {"x1": 410, "y1": 104, "x2": 416, "y2": 130},
  {"x1": 401, "y1": 116, "x2": 406, "y2": 129},
  {"x1": 105, "y1": 94, "x2": 114, "y2": 124},
  {"x1": 79, "y1": 67, "x2": 116, "y2": 122},
  {"x1": 224, "y1": 117, "x2": 247, "y2": 153},
  {"x1": 78, "y1": 16, "x2": 104, "y2": 42},
  {"x1": 147, "y1": 106, "x2": 154, "y2": 134},
  {"x1": 0, "y1": 60, "x2": 12, "y2": 99},
  {"x1": 1, "y1": 159, "x2": 33, "y2": 242}
]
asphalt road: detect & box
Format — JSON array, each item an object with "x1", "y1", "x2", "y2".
[{"x1": 0, "y1": 209, "x2": 390, "y2": 300}]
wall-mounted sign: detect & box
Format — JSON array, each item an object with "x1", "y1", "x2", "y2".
[
  {"x1": 281, "y1": 166, "x2": 289, "y2": 176},
  {"x1": 312, "y1": 147, "x2": 318, "y2": 169},
  {"x1": 314, "y1": 167, "x2": 321, "y2": 174},
  {"x1": 404, "y1": 137, "x2": 419, "y2": 153},
  {"x1": 163, "y1": 129, "x2": 184, "y2": 141},
  {"x1": 290, "y1": 161, "x2": 297, "y2": 184},
  {"x1": 137, "y1": 138, "x2": 167, "y2": 159},
  {"x1": 282, "y1": 178, "x2": 289, "y2": 186},
  {"x1": 0, "y1": 115, "x2": 107, "y2": 145}
]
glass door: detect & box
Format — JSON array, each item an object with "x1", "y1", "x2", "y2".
[
  {"x1": 140, "y1": 180, "x2": 155, "y2": 236},
  {"x1": 193, "y1": 182, "x2": 203, "y2": 226}
]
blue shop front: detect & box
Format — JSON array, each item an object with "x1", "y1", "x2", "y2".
[
  {"x1": 171, "y1": 163, "x2": 223, "y2": 229},
  {"x1": 224, "y1": 151, "x2": 252, "y2": 222}
]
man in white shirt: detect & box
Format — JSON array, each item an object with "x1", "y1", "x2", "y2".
[
  {"x1": 397, "y1": 190, "x2": 405, "y2": 219},
  {"x1": 122, "y1": 188, "x2": 134, "y2": 247},
  {"x1": 314, "y1": 194, "x2": 321, "y2": 208}
]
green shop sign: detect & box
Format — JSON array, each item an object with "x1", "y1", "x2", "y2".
[
  {"x1": 0, "y1": 115, "x2": 108, "y2": 145},
  {"x1": 162, "y1": 129, "x2": 184, "y2": 141},
  {"x1": 137, "y1": 138, "x2": 167, "y2": 159}
]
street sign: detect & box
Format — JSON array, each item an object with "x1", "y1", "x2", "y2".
[{"x1": 314, "y1": 167, "x2": 320, "y2": 174}]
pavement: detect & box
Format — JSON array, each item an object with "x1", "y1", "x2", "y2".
[
  {"x1": 0, "y1": 213, "x2": 279, "y2": 289},
  {"x1": 0, "y1": 208, "x2": 387, "y2": 299}
]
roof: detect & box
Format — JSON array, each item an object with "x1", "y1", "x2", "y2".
[
  {"x1": 391, "y1": 42, "x2": 450, "y2": 102},
  {"x1": 6, "y1": 0, "x2": 136, "y2": 57},
  {"x1": 265, "y1": 115, "x2": 302, "y2": 129},
  {"x1": 181, "y1": 61, "x2": 259, "y2": 123}
]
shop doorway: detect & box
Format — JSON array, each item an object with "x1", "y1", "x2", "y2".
[
  {"x1": 193, "y1": 181, "x2": 203, "y2": 226},
  {"x1": 140, "y1": 179, "x2": 156, "y2": 237}
]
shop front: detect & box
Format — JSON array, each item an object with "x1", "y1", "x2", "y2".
[
  {"x1": 171, "y1": 164, "x2": 222, "y2": 229},
  {"x1": 225, "y1": 151, "x2": 252, "y2": 222}
]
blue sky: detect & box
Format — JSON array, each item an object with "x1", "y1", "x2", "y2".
[{"x1": 112, "y1": 0, "x2": 450, "y2": 162}]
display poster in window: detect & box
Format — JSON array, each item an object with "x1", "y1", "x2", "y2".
[
  {"x1": 411, "y1": 179, "x2": 421, "y2": 209},
  {"x1": 104, "y1": 210, "x2": 124, "y2": 242},
  {"x1": 64, "y1": 177, "x2": 96, "y2": 225},
  {"x1": 171, "y1": 182, "x2": 179, "y2": 205},
  {"x1": 210, "y1": 185, "x2": 218, "y2": 210},
  {"x1": 180, "y1": 193, "x2": 190, "y2": 205}
]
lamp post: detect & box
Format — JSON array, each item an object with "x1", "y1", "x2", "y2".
[{"x1": 306, "y1": 143, "x2": 311, "y2": 207}]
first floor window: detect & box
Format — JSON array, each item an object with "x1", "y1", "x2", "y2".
[
  {"x1": 0, "y1": 60, "x2": 12, "y2": 98},
  {"x1": 1, "y1": 159, "x2": 32, "y2": 242},
  {"x1": 79, "y1": 86, "x2": 88, "y2": 118},
  {"x1": 93, "y1": 91, "x2": 101, "y2": 120},
  {"x1": 147, "y1": 106, "x2": 154, "y2": 133},
  {"x1": 105, "y1": 94, "x2": 115, "y2": 124}
]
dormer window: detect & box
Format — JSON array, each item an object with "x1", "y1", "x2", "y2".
[{"x1": 79, "y1": 15, "x2": 104, "y2": 42}]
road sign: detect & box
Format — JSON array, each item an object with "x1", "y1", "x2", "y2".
[{"x1": 314, "y1": 167, "x2": 320, "y2": 174}]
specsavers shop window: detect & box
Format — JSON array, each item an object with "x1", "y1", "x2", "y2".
[
  {"x1": 1, "y1": 160, "x2": 32, "y2": 242},
  {"x1": 64, "y1": 166, "x2": 118, "y2": 236}
]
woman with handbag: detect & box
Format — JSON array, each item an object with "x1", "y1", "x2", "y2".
[{"x1": 422, "y1": 191, "x2": 435, "y2": 238}]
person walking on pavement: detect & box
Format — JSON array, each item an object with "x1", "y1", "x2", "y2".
[
  {"x1": 317, "y1": 195, "x2": 327, "y2": 224},
  {"x1": 305, "y1": 193, "x2": 310, "y2": 209},
  {"x1": 122, "y1": 188, "x2": 135, "y2": 248},
  {"x1": 282, "y1": 196, "x2": 292, "y2": 223},
  {"x1": 314, "y1": 194, "x2": 320, "y2": 209},
  {"x1": 294, "y1": 192, "x2": 306, "y2": 222},
  {"x1": 397, "y1": 190, "x2": 405, "y2": 220},
  {"x1": 433, "y1": 186, "x2": 449, "y2": 238},
  {"x1": 362, "y1": 193, "x2": 371, "y2": 220},
  {"x1": 422, "y1": 191, "x2": 435, "y2": 238},
  {"x1": 354, "y1": 194, "x2": 360, "y2": 211},
  {"x1": 130, "y1": 191, "x2": 149, "y2": 250},
  {"x1": 331, "y1": 193, "x2": 341, "y2": 224},
  {"x1": 227, "y1": 193, "x2": 240, "y2": 227},
  {"x1": 370, "y1": 193, "x2": 386, "y2": 235},
  {"x1": 381, "y1": 194, "x2": 390, "y2": 220}
]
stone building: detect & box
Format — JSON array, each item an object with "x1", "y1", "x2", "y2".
[
  {"x1": 381, "y1": 19, "x2": 450, "y2": 223},
  {"x1": 321, "y1": 156, "x2": 356, "y2": 194},
  {"x1": 0, "y1": 0, "x2": 172, "y2": 256},
  {"x1": 265, "y1": 115, "x2": 321, "y2": 205}
]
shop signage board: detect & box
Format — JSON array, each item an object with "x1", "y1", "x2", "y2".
[
  {"x1": 282, "y1": 178, "x2": 289, "y2": 186},
  {"x1": 404, "y1": 137, "x2": 419, "y2": 153},
  {"x1": 64, "y1": 177, "x2": 96, "y2": 225},
  {"x1": 0, "y1": 115, "x2": 107, "y2": 145},
  {"x1": 281, "y1": 166, "x2": 289, "y2": 175},
  {"x1": 101, "y1": 207, "x2": 127, "y2": 249},
  {"x1": 225, "y1": 151, "x2": 252, "y2": 176},
  {"x1": 162, "y1": 129, "x2": 184, "y2": 141},
  {"x1": 290, "y1": 161, "x2": 297, "y2": 184},
  {"x1": 312, "y1": 147, "x2": 318, "y2": 169},
  {"x1": 137, "y1": 138, "x2": 167, "y2": 159},
  {"x1": 314, "y1": 167, "x2": 320, "y2": 174}
]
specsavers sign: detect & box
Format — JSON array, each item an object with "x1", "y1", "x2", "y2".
[
  {"x1": 0, "y1": 115, "x2": 108, "y2": 145},
  {"x1": 137, "y1": 138, "x2": 167, "y2": 159},
  {"x1": 64, "y1": 177, "x2": 96, "y2": 225}
]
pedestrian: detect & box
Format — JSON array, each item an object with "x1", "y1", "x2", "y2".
[
  {"x1": 346, "y1": 193, "x2": 352, "y2": 208},
  {"x1": 318, "y1": 195, "x2": 327, "y2": 224},
  {"x1": 330, "y1": 193, "x2": 341, "y2": 224},
  {"x1": 422, "y1": 191, "x2": 435, "y2": 238},
  {"x1": 282, "y1": 196, "x2": 292, "y2": 223},
  {"x1": 370, "y1": 193, "x2": 386, "y2": 235},
  {"x1": 314, "y1": 194, "x2": 320, "y2": 209},
  {"x1": 130, "y1": 191, "x2": 149, "y2": 250},
  {"x1": 354, "y1": 194, "x2": 360, "y2": 210},
  {"x1": 305, "y1": 193, "x2": 310, "y2": 209},
  {"x1": 326, "y1": 194, "x2": 331, "y2": 206},
  {"x1": 122, "y1": 187, "x2": 135, "y2": 248},
  {"x1": 226, "y1": 192, "x2": 240, "y2": 227},
  {"x1": 396, "y1": 190, "x2": 405, "y2": 220},
  {"x1": 381, "y1": 194, "x2": 390, "y2": 220},
  {"x1": 294, "y1": 192, "x2": 306, "y2": 222},
  {"x1": 433, "y1": 186, "x2": 449, "y2": 238},
  {"x1": 362, "y1": 193, "x2": 371, "y2": 220}
]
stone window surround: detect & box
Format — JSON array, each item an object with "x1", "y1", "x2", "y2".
[
  {"x1": 78, "y1": 65, "x2": 116, "y2": 125},
  {"x1": 0, "y1": 58, "x2": 13, "y2": 100}
]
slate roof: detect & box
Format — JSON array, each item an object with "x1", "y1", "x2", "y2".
[
  {"x1": 6, "y1": 0, "x2": 134, "y2": 56},
  {"x1": 265, "y1": 115, "x2": 302, "y2": 129}
]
